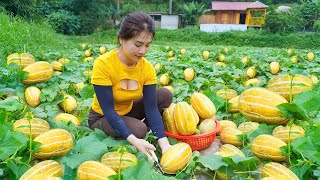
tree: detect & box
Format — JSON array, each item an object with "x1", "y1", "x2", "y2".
[{"x1": 182, "y1": 1, "x2": 205, "y2": 26}]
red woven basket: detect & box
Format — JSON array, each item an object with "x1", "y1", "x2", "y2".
[{"x1": 165, "y1": 118, "x2": 220, "y2": 151}]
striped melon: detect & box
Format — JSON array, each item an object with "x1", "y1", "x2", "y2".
[
  {"x1": 190, "y1": 92, "x2": 216, "y2": 119},
  {"x1": 73, "y1": 82, "x2": 85, "y2": 94},
  {"x1": 217, "y1": 120, "x2": 237, "y2": 135},
  {"x1": 198, "y1": 118, "x2": 216, "y2": 134},
  {"x1": 184, "y1": 68, "x2": 195, "y2": 82},
  {"x1": 244, "y1": 78, "x2": 261, "y2": 87},
  {"x1": 51, "y1": 61, "x2": 63, "y2": 71},
  {"x1": 269, "y1": 61, "x2": 280, "y2": 75},
  {"x1": 272, "y1": 124, "x2": 305, "y2": 143},
  {"x1": 54, "y1": 113, "x2": 81, "y2": 126},
  {"x1": 101, "y1": 151, "x2": 138, "y2": 172},
  {"x1": 77, "y1": 161, "x2": 116, "y2": 180},
  {"x1": 215, "y1": 144, "x2": 245, "y2": 157},
  {"x1": 261, "y1": 177, "x2": 277, "y2": 180},
  {"x1": 261, "y1": 162, "x2": 299, "y2": 180},
  {"x1": 228, "y1": 95, "x2": 240, "y2": 113},
  {"x1": 251, "y1": 135, "x2": 287, "y2": 161},
  {"x1": 163, "y1": 103, "x2": 179, "y2": 134},
  {"x1": 20, "y1": 160, "x2": 63, "y2": 180},
  {"x1": 58, "y1": 57, "x2": 70, "y2": 65},
  {"x1": 33, "y1": 129, "x2": 73, "y2": 159},
  {"x1": 216, "y1": 89, "x2": 238, "y2": 101},
  {"x1": 22, "y1": 61, "x2": 53, "y2": 84},
  {"x1": 238, "y1": 88, "x2": 289, "y2": 124},
  {"x1": 246, "y1": 67, "x2": 257, "y2": 78},
  {"x1": 7, "y1": 53, "x2": 35, "y2": 68},
  {"x1": 174, "y1": 102, "x2": 197, "y2": 135},
  {"x1": 25, "y1": 86, "x2": 41, "y2": 107},
  {"x1": 13, "y1": 118, "x2": 50, "y2": 139},
  {"x1": 46, "y1": 177, "x2": 62, "y2": 180},
  {"x1": 220, "y1": 127, "x2": 243, "y2": 146},
  {"x1": 59, "y1": 94, "x2": 77, "y2": 113},
  {"x1": 267, "y1": 74, "x2": 313, "y2": 100},
  {"x1": 238, "y1": 122, "x2": 259, "y2": 134},
  {"x1": 190, "y1": 105, "x2": 200, "y2": 125},
  {"x1": 160, "y1": 143, "x2": 192, "y2": 174}
]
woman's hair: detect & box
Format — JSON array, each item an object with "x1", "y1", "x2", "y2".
[{"x1": 118, "y1": 12, "x2": 155, "y2": 45}]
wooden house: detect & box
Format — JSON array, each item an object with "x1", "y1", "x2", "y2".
[{"x1": 199, "y1": 1, "x2": 268, "y2": 32}]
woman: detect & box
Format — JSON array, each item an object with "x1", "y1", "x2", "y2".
[{"x1": 88, "y1": 12, "x2": 173, "y2": 160}]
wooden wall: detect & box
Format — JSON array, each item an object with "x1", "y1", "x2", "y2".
[{"x1": 199, "y1": 10, "x2": 246, "y2": 24}]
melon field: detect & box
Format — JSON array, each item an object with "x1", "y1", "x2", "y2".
[{"x1": 1, "y1": 15, "x2": 320, "y2": 180}]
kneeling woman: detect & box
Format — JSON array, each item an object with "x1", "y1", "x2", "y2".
[{"x1": 88, "y1": 12, "x2": 173, "y2": 160}]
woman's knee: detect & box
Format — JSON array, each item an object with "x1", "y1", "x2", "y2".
[{"x1": 157, "y1": 88, "x2": 173, "y2": 108}]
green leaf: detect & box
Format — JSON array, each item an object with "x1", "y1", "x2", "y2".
[
  {"x1": 79, "y1": 85, "x2": 94, "y2": 99},
  {"x1": 0, "y1": 97, "x2": 24, "y2": 112},
  {"x1": 277, "y1": 103, "x2": 308, "y2": 120},
  {"x1": 61, "y1": 135, "x2": 108, "y2": 169},
  {"x1": 6, "y1": 159, "x2": 30, "y2": 179},
  {"x1": 197, "y1": 154, "x2": 228, "y2": 171},
  {"x1": 102, "y1": 136, "x2": 130, "y2": 148},
  {"x1": 0, "y1": 131, "x2": 29, "y2": 160},
  {"x1": 203, "y1": 91, "x2": 225, "y2": 111}
]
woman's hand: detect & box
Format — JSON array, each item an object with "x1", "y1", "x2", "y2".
[
  {"x1": 127, "y1": 134, "x2": 156, "y2": 161},
  {"x1": 157, "y1": 137, "x2": 172, "y2": 154}
]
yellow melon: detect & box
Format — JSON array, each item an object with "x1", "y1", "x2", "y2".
[
  {"x1": 215, "y1": 144, "x2": 245, "y2": 157},
  {"x1": 54, "y1": 113, "x2": 80, "y2": 126},
  {"x1": 33, "y1": 129, "x2": 73, "y2": 159},
  {"x1": 220, "y1": 127, "x2": 243, "y2": 146},
  {"x1": 59, "y1": 94, "x2": 77, "y2": 113},
  {"x1": 227, "y1": 95, "x2": 240, "y2": 113},
  {"x1": 7, "y1": 53, "x2": 35, "y2": 68},
  {"x1": 20, "y1": 160, "x2": 63, "y2": 180},
  {"x1": 202, "y1": 51, "x2": 210, "y2": 60},
  {"x1": 25, "y1": 86, "x2": 41, "y2": 107},
  {"x1": 51, "y1": 61, "x2": 63, "y2": 71},
  {"x1": 246, "y1": 67, "x2": 257, "y2": 78},
  {"x1": 272, "y1": 124, "x2": 305, "y2": 143},
  {"x1": 77, "y1": 161, "x2": 116, "y2": 180},
  {"x1": 261, "y1": 162, "x2": 299, "y2": 180},
  {"x1": 13, "y1": 118, "x2": 50, "y2": 139},
  {"x1": 217, "y1": 120, "x2": 237, "y2": 135},
  {"x1": 251, "y1": 135, "x2": 287, "y2": 161},
  {"x1": 267, "y1": 74, "x2": 313, "y2": 100},
  {"x1": 244, "y1": 78, "x2": 261, "y2": 87},
  {"x1": 190, "y1": 105, "x2": 200, "y2": 125},
  {"x1": 174, "y1": 102, "x2": 197, "y2": 135},
  {"x1": 58, "y1": 57, "x2": 70, "y2": 65},
  {"x1": 184, "y1": 68, "x2": 195, "y2": 82},
  {"x1": 190, "y1": 92, "x2": 216, "y2": 119},
  {"x1": 73, "y1": 82, "x2": 85, "y2": 94},
  {"x1": 101, "y1": 151, "x2": 138, "y2": 172},
  {"x1": 198, "y1": 118, "x2": 216, "y2": 134},
  {"x1": 163, "y1": 103, "x2": 179, "y2": 134},
  {"x1": 22, "y1": 61, "x2": 53, "y2": 84},
  {"x1": 160, "y1": 143, "x2": 192, "y2": 174},
  {"x1": 216, "y1": 89, "x2": 238, "y2": 101},
  {"x1": 270, "y1": 61, "x2": 280, "y2": 74},
  {"x1": 238, "y1": 122, "x2": 259, "y2": 134},
  {"x1": 238, "y1": 87, "x2": 289, "y2": 124}
]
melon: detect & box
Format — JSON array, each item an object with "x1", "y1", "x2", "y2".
[
  {"x1": 77, "y1": 161, "x2": 116, "y2": 180},
  {"x1": 238, "y1": 87, "x2": 289, "y2": 124},
  {"x1": 54, "y1": 113, "x2": 80, "y2": 126},
  {"x1": 160, "y1": 143, "x2": 192, "y2": 174},
  {"x1": 174, "y1": 102, "x2": 197, "y2": 135},
  {"x1": 190, "y1": 92, "x2": 216, "y2": 119},
  {"x1": 261, "y1": 162, "x2": 299, "y2": 180},
  {"x1": 251, "y1": 134, "x2": 287, "y2": 161},
  {"x1": 25, "y1": 86, "x2": 41, "y2": 107},
  {"x1": 272, "y1": 124, "x2": 305, "y2": 143},
  {"x1": 33, "y1": 129, "x2": 73, "y2": 159},
  {"x1": 7, "y1": 53, "x2": 35, "y2": 68},
  {"x1": 22, "y1": 61, "x2": 53, "y2": 84},
  {"x1": 101, "y1": 151, "x2": 138, "y2": 172},
  {"x1": 13, "y1": 118, "x2": 50, "y2": 139},
  {"x1": 20, "y1": 160, "x2": 63, "y2": 180}
]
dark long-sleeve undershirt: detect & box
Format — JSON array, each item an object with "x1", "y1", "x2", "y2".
[{"x1": 93, "y1": 84, "x2": 165, "y2": 139}]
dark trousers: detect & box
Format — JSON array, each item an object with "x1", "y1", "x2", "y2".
[{"x1": 88, "y1": 88, "x2": 173, "y2": 139}]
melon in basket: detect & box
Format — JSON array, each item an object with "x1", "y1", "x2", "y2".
[
  {"x1": 198, "y1": 118, "x2": 216, "y2": 134},
  {"x1": 174, "y1": 102, "x2": 197, "y2": 135}
]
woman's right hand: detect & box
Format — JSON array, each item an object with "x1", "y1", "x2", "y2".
[{"x1": 127, "y1": 134, "x2": 156, "y2": 161}]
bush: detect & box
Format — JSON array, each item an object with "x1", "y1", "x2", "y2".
[
  {"x1": 314, "y1": 20, "x2": 320, "y2": 32},
  {"x1": 46, "y1": 10, "x2": 80, "y2": 35},
  {"x1": 263, "y1": 10, "x2": 305, "y2": 33}
]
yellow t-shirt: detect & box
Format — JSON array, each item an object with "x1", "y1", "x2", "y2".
[{"x1": 91, "y1": 49, "x2": 157, "y2": 115}]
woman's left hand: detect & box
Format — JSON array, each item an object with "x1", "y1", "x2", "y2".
[{"x1": 157, "y1": 137, "x2": 172, "y2": 154}]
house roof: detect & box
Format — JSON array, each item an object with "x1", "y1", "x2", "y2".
[{"x1": 211, "y1": 1, "x2": 268, "y2": 11}]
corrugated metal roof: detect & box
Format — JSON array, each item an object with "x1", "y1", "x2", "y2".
[{"x1": 211, "y1": 1, "x2": 268, "y2": 11}]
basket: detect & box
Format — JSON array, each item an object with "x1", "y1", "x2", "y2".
[{"x1": 165, "y1": 118, "x2": 220, "y2": 151}]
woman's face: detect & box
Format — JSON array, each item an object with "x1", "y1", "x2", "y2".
[{"x1": 119, "y1": 31, "x2": 153, "y2": 66}]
